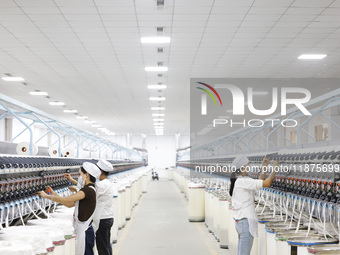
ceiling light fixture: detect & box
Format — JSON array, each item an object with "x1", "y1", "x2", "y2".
[
  {"x1": 29, "y1": 91, "x2": 48, "y2": 96},
  {"x1": 150, "y1": 97, "x2": 166, "y2": 101},
  {"x1": 153, "y1": 118, "x2": 164, "y2": 121},
  {"x1": 145, "y1": 66, "x2": 168, "y2": 72},
  {"x1": 252, "y1": 91, "x2": 268, "y2": 96},
  {"x1": 85, "y1": 120, "x2": 95, "y2": 124},
  {"x1": 152, "y1": 113, "x2": 165, "y2": 117},
  {"x1": 49, "y1": 101, "x2": 65, "y2": 106},
  {"x1": 1, "y1": 77, "x2": 25, "y2": 82},
  {"x1": 298, "y1": 54, "x2": 327, "y2": 60},
  {"x1": 91, "y1": 124, "x2": 102, "y2": 128},
  {"x1": 76, "y1": 116, "x2": 88, "y2": 119},
  {"x1": 63, "y1": 109, "x2": 78, "y2": 113},
  {"x1": 151, "y1": 107, "x2": 165, "y2": 110},
  {"x1": 141, "y1": 37, "x2": 170, "y2": 44},
  {"x1": 148, "y1": 85, "x2": 167, "y2": 89}
]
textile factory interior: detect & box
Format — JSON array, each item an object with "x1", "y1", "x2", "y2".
[{"x1": 1, "y1": 0, "x2": 340, "y2": 255}]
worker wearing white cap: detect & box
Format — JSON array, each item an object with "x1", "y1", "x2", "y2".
[
  {"x1": 37, "y1": 162, "x2": 101, "y2": 255},
  {"x1": 92, "y1": 159, "x2": 115, "y2": 255},
  {"x1": 229, "y1": 155, "x2": 277, "y2": 255}
]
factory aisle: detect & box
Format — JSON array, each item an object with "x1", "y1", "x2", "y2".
[{"x1": 114, "y1": 179, "x2": 227, "y2": 255}]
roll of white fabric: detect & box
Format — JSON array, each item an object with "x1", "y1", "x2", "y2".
[
  {"x1": 49, "y1": 146, "x2": 60, "y2": 157},
  {"x1": 62, "y1": 148, "x2": 76, "y2": 158},
  {"x1": 16, "y1": 142, "x2": 38, "y2": 156}
]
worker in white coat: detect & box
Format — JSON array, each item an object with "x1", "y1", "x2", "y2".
[
  {"x1": 37, "y1": 162, "x2": 101, "y2": 255},
  {"x1": 229, "y1": 155, "x2": 278, "y2": 255},
  {"x1": 93, "y1": 159, "x2": 115, "y2": 255}
]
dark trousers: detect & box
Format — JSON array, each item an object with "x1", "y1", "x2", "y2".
[
  {"x1": 85, "y1": 225, "x2": 95, "y2": 255},
  {"x1": 96, "y1": 218, "x2": 114, "y2": 255}
]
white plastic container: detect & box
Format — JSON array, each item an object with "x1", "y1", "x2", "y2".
[
  {"x1": 111, "y1": 195, "x2": 118, "y2": 244},
  {"x1": 212, "y1": 195, "x2": 219, "y2": 241},
  {"x1": 219, "y1": 198, "x2": 229, "y2": 249},
  {"x1": 258, "y1": 222, "x2": 267, "y2": 255},
  {"x1": 267, "y1": 230, "x2": 277, "y2": 254},
  {"x1": 188, "y1": 182, "x2": 205, "y2": 222},
  {"x1": 227, "y1": 205, "x2": 238, "y2": 254},
  {"x1": 117, "y1": 188, "x2": 123, "y2": 229},
  {"x1": 297, "y1": 246, "x2": 309, "y2": 255},
  {"x1": 125, "y1": 183, "x2": 132, "y2": 220},
  {"x1": 276, "y1": 239, "x2": 291, "y2": 255},
  {"x1": 204, "y1": 189, "x2": 210, "y2": 228}
]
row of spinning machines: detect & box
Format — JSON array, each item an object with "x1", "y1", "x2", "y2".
[
  {"x1": 176, "y1": 146, "x2": 340, "y2": 255},
  {"x1": 0, "y1": 155, "x2": 145, "y2": 227}
]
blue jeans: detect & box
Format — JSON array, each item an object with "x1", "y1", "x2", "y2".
[
  {"x1": 235, "y1": 218, "x2": 254, "y2": 255},
  {"x1": 85, "y1": 225, "x2": 95, "y2": 255}
]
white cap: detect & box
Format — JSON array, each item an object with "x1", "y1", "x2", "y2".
[
  {"x1": 96, "y1": 159, "x2": 114, "y2": 172},
  {"x1": 82, "y1": 162, "x2": 101, "y2": 179},
  {"x1": 231, "y1": 155, "x2": 249, "y2": 170}
]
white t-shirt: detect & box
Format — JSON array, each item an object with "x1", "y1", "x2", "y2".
[
  {"x1": 231, "y1": 176, "x2": 263, "y2": 237},
  {"x1": 94, "y1": 179, "x2": 115, "y2": 220}
]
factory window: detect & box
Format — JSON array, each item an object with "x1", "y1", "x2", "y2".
[
  {"x1": 315, "y1": 123, "x2": 328, "y2": 142},
  {"x1": 290, "y1": 130, "x2": 297, "y2": 145}
]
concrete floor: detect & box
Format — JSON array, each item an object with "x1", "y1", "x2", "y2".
[{"x1": 113, "y1": 179, "x2": 229, "y2": 255}]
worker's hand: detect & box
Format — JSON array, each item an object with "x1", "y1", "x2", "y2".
[
  {"x1": 64, "y1": 173, "x2": 73, "y2": 181},
  {"x1": 68, "y1": 186, "x2": 78, "y2": 193},
  {"x1": 272, "y1": 160, "x2": 279, "y2": 168},
  {"x1": 45, "y1": 186, "x2": 56, "y2": 196},
  {"x1": 261, "y1": 157, "x2": 270, "y2": 166},
  {"x1": 36, "y1": 190, "x2": 48, "y2": 198}
]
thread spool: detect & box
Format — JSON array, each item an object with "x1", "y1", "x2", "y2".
[
  {"x1": 16, "y1": 142, "x2": 38, "y2": 156},
  {"x1": 61, "y1": 148, "x2": 76, "y2": 158},
  {"x1": 48, "y1": 147, "x2": 60, "y2": 158}
]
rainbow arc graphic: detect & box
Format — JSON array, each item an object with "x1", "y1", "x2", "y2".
[{"x1": 196, "y1": 82, "x2": 223, "y2": 106}]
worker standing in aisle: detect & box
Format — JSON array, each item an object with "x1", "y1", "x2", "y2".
[
  {"x1": 229, "y1": 155, "x2": 278, "y2": 255},
  {"x1": 93, "y1": 159, "x2": 115, "y2": 255},
  {"x1": 37, "y1": 162, "x2": 101, "y2": 255}
]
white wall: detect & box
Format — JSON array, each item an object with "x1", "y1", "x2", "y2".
[
  {"x1": 0, "y1": 117, "x2": 5, "y2": 141},
  {"x1": 146, "y1": 135, "x2": 176, "y2": 168}
]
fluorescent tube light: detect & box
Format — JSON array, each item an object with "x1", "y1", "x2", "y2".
[
  {"x1": 252, "y1": 91, "x2": 268, "y2": 96},
  {"x1": 298, "y1": 54, "x2": 327, "y2": 60},
  {"x1": 148, "y1": 85, "x2": 167, "y2": 89},
  {"x1": 145, "y1": 66, "x2": 168, "y2": 72},
  {"x1": 76, "y1": 116, "x2": 88, "y2": 119},
  {"x1": 152, "y1": 113, "x2": 165, "y2": 117},
  {"x1": 141, "y1": 37, "x2": 170, "y2": 44},
  {"x1": 29, "y1": 91, "x2": 48, "y2": 96},
  {"x1": 1, "y1": 77, "x2": 25, "y2": 81},
  {"x1": 63, "y1": 109, "x2": 78, "y2": 113},
  {"x1": 49, "y1": 101, "x2": 65, "y2": 106},
  {"x1": 150, "y1": 97, "x2": 166, "y2": 101},
  {"x1": 151, "y1": 107, "x2": 165, "y2": 110}
]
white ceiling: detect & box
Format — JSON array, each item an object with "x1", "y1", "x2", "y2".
[{"x1": 0, "y1": 0, "x2": 340, "y2": 140}]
